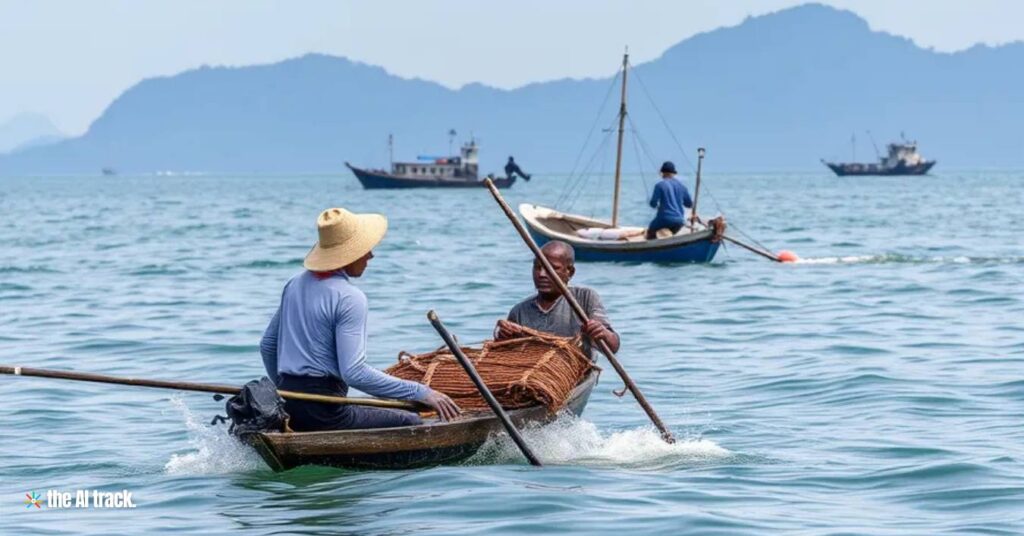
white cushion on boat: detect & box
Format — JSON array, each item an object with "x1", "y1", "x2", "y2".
[{"x1": 575, "y1": 227, "x2": 629, "y2": 240}]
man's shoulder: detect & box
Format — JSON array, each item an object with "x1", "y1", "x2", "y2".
[
  {"x1": 509, "y1": 294, "x2": 537, "y2": 313},
  {"x1": 570, "y1": 286, "x2": 603, "y2": 303}
]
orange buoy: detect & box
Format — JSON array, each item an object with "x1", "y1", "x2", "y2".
[{"x1": 777, "y1": 250, "x2": 799, "y2": 263}]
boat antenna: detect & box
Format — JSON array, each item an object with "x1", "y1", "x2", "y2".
[
  {"x1": 866, "y1": 130, "x2": 881, "y2": 159},
  {"x1": 448, "y1": 128, "x2": 457, "y2": 155},
  {"x1": 611, "y1": 48, "x2": 629, "y2": 228}
]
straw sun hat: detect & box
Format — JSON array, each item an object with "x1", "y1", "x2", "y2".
[{"x1": 303, "y1": 208, "x2": 388, "y2": 272}]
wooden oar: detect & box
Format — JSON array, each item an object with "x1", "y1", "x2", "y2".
[
  {"x1": 483, "y1": 178, "x2": 676, "y2": 444},
  {"x1": 0, "y1": 365, "x2": 422, "y2": 410},
  {"x1": 427, "y1": 310, "x2": 543, "y2": 466}
]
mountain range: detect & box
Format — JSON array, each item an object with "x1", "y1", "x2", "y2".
[{"x1": 2, "y1": 3, "x2": 1022, "y2": 175}]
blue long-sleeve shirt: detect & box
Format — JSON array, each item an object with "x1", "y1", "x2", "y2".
[
  {"x1": 649, "y1": 178, "x2": 693, "y2": 223},
  {"x1": 260, "y1": 271, "x2": 429, "y2": 402}
]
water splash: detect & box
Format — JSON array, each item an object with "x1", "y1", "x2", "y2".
[
  {"x1": 164, "y1": 397, "x2": 265, "y2": 475},
  {"x1": 467, "y1": 415, "x2": 730, "y2": 470}
]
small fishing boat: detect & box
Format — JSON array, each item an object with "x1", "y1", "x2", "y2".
[
  {"x1": 520, "y1": 53, "x2": 723, "y2": 263},
  {"x1": 347, "y1": 137, "x2": 517, "y2": 189},
  {"x1": 244, "y1": 370, "x2": 598, "y2": 471},
  {"x1": 520, "y1": 204, "x2": 720, "y2": 263}
]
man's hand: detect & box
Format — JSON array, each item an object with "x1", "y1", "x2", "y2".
[
  {"x1": 583, "y1": 319, "x2": 613, "y2": 346},
  {"x1": 423, "y1": 389, "x2": 461, "y2": 422},
  {"x1": 495, "y1": 319, "x2": 526, "y2": 340}
]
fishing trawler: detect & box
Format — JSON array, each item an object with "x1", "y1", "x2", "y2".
[
  {"x1": 822, "y1": 137, "x2": 936, "y2": 176},
  {"x1": 346, "y1": 137, "x2": 517, "y2": 189}
]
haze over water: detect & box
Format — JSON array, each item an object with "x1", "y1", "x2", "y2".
[{"x1": 1, "y1": 170, "x2": 1022, "y2": 534}]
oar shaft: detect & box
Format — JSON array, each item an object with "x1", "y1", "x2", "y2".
[
  {"x1": 0, "y1": 365, "x2": 420, "y2": 410},
  {"x1": 484, "y1": 178, "x2": 676, "y2": 444},
  {"x1": 721, "y1": 234, "x2": 781, "y2": 262},
  {"x1": 427, "y1": 311, "x2": 542, "y2": 466}
]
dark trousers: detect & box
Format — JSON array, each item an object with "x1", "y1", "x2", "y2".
[
  {"x1": 646, "y1": 217, "x2": 684, "y2": 239},
  {"x1": 278, "y1": 374, "x2": 422, "y2": 432}
]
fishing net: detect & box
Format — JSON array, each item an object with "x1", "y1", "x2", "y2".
[{"x1": 386, "y1": 327, "x2": 597, "y2": 412}]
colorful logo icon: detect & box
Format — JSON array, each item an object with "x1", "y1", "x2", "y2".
[{"x1": 25, "y1": 491, "x2": 43, "y2": 509}]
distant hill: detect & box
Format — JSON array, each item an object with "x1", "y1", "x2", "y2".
[
  {"x1": 2, "y1": 3, "x2": 1022, "y2": 175},
  {"x1": 0, "y1": 113, "x2": 64, "y2": 155}
]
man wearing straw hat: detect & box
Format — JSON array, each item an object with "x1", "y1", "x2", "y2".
[{"x1": 260, "y1": 208, "x2": 461, "y2": 431}]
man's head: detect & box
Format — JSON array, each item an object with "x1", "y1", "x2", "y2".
[
  {"x1": 343, "y1": 250, "x2": 374, "y2": 277},
  {"x1": 508, "y1": 156, "x2": 515, "y2": 162},
  {"x1": 533, "y1": 241, "x2": 576, "y2": 297},
  {"x1": 303, "y1": 207, "x2": 387, "y2": 276},
  {"x1": 660, "y1": 161, "x2": 677, "y2": 178}
]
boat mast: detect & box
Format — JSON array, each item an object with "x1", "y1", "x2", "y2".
[
  {"x1": 388, "y1": 133, "x2": 394, "y2": 168},
  {"x1": 611, "y1": 51, "x2": 629, "y2": 228}
]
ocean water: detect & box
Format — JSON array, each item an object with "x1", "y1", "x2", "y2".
[{"x1": 1, "y1": 171, "x2": 1022, "y2": 534}]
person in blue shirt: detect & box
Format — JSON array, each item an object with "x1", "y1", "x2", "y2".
[
  {"x1": 646, "y1": 161, "x2": 693, "y2": 239},
  {"x1": 260, "y1": 207, "x2": 461, "y2": 431}
]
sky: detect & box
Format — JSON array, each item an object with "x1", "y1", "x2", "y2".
[{"x1": 2, "y1": 0, "x2": 1022, "y2": 136}]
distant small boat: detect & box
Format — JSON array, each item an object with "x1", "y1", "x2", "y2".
[
  {"x1": 519, "y1": 53, "x2": 724, "y2": 263},
  {"x1": 101, "y1": 167, "x2": 117, "y2": 176},
  {"x1": 822, "y1": 137, "x2": 936, "y2": 176},
  {"x1": 347, "y1": 138, "x2": 516, "y2": 189}
]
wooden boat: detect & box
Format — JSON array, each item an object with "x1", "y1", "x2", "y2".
[
  {"x1": 347, "y1": 137, "x2": 517, "y2": 189},
  {"x1": 520, "y1": 53, "x2": 722, "y2": 263},
  {"x1": 521, "y1": 204, "x2": 720, "y2": 263},
  {"x1": 244, "y1": 370, "x2": 599, "y2": 471}
]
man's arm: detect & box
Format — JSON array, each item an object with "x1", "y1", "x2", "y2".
[
  {"x1": 259, "y1": 308, "x2": 281, "y2": 385},
  {"x1": 495, "y1": 304, "x2": 527, "y2": 339},
  {"x1": 649, "y1": 183, "x2": 661, "y2": 208},
  {"x1": 580, "y1": 289, "x2": 620, "y2": 353},
  {"x1": 335, "y1": 293, "x2": 430, "y2": 401},
  {"x1": 681, "y1": 184, "x2": 694, "y2": 209}
]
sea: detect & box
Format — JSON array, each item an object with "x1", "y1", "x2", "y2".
[{"x1": 1, "y1": 170, "x2": 1022, "y2": 534}]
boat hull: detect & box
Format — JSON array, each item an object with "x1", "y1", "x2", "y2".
[
  {"x1": 824, "y1": 161, "x2": 936, "y2": 176},
  {"x1": 347, "y1": 163, "x2": 516, "y2": 189},
  {"x1": 246, "y1": 371, "x2": 598, "y2": 471},
  {"x1": 520, "y1": 204, "x2": 721, "y2": 263}
]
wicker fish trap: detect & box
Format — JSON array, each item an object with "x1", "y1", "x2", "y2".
[{"x1": 387, "y1": 327, "x2": 597, "y2": 412}]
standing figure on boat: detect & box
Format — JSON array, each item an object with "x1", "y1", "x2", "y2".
[
  {"x1": 494, "y1": 241, "x2": 619, "y2": 358},
  {"x1": 505, "y1": 156, "x2": 531, "y2": 182},
  {"x1": 646, "y1": 161, "x2": 693, "y2": 239},
  {"x1": 260, "y1": 207, "x2": 461, "y2": 432}
]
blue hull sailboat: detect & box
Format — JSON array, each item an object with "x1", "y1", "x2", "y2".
[
  {"x1": 520, "y1": 204, "x2": 720, "y2": 263},
  {"x1": 519, "y1": 53, "x2": 725, "y2": 263}
]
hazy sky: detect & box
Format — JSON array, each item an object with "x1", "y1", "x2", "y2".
[{"x1": 2, "y1": 0, "x2": 1022, "y2": 135}]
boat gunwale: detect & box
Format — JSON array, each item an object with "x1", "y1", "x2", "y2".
[{"x1": 254, "y1": 369, "x2": 600, "y2": 451}]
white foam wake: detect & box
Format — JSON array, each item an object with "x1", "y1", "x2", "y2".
[
  {"x1": 164, "y1": 397, "x2": 265, "y2": 475},
  {"x1": 468, "y1": 415, "x2": 730, "y2": 470}
]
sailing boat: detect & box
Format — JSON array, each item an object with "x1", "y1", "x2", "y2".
[{"x1": 519, "y1": 53, "x2": 724, "y2": 262}]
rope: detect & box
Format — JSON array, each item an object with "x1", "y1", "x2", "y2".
[
  {"x1": 386, "y1": 327, "x2": 597, "y2": 412},
  {"x1": 556, "y1": 71, "x2": 623, "y2": 207},
  {"x1": 628, "y1": 64, "x2": 696, "y2": 173}
]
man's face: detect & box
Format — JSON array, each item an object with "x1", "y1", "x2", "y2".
[
  {"x1": 343, "y1": 250, "x2": 374, "y2": 278},
  {"x1": 533, "y1": 250, "x2": 574, "y2": 295}
]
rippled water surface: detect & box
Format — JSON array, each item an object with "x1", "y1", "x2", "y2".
[{"x1": 1, "y1": 171, "x2": 1022, "y2": 534}]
